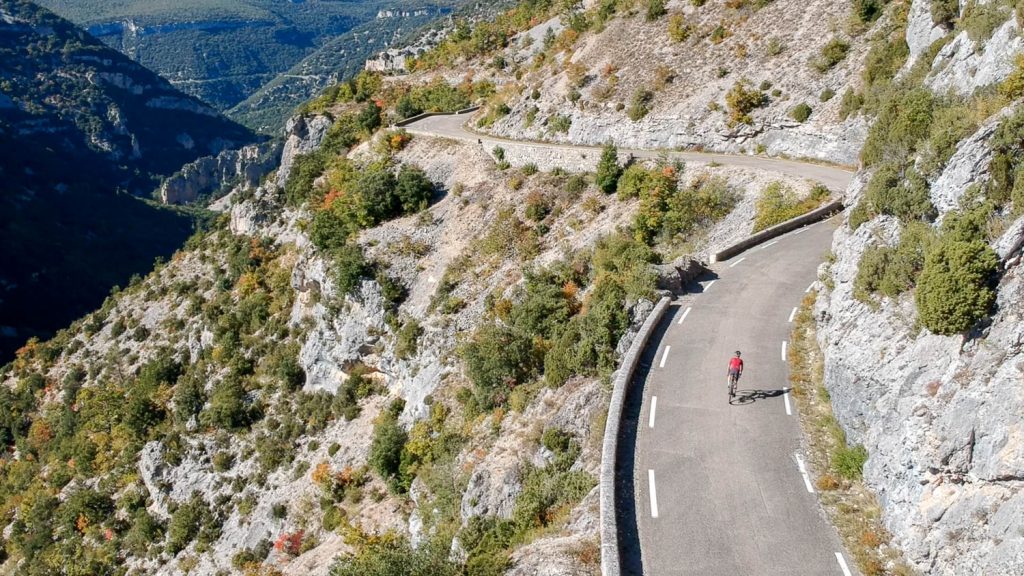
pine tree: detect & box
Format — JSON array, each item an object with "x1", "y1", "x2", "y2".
[{"x1": 595, "y1": 142, "x2": 623, "y2": 194}]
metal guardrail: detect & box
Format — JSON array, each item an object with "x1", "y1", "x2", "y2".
[{"x1": 600, "y1": 296, "x2": 672, "y2": 576}]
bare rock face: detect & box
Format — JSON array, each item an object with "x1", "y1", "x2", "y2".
[
  {"x1": 905, "y1": 0, "x2": 950, "y2": 68},
  {"x1": 653, "y1": 256, "x2": 710, "y2": 293},
  {"x1": 927, "y1": 18, "x2": 1023, "y2": 96},
  {"x1": 817, "y1": 130, "x2": 1024, "y2": 573},
  {"x1": 276, "y1": 115, "x2": 334, "y2": 188},
  {"x1": 160, "y1": 141, "x2": 281, "y2": 205}
]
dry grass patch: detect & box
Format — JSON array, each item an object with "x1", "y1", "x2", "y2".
[{"x1": 789, "y1": 292, "x2": 916, "y2": 576}]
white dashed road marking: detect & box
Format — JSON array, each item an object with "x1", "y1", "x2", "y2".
[
  {"x1": 784, "y1": 389, "x2": 792, "y2": 416},
  {"x1": 660, "y1": 346, "x2": 671, "y2": 368},
  {"x1": 761, "y1": 240, "x2": 779, "y2": 249},
  {"x1": 704, "y1": 280, "x2": 717, "y2": 292},
  {"x1": 788, "y1": 307, "x2": 798, "y2": 323},
  {"x1": 649, "y1": 396, "x2": 658, "y2": 429},
  {"x1": 649, "y1": 470, "x2": 660, "y2": 518},
  {"x1": 805, "y1": 282, "x2": 816, "y2": 293},
  {"x1": 795, "y1": 453, "x2": 815, "y2": 493},
  {"x1": 729, "y1": 257, "x2": 746, "y2": 268},
  {"x1": 835, "y1": 552, "x2": 853, "y2": 576},
  {"x1": 794, "y1": 227, "x2": 807, "y2": 235},
  {"x1": 677, "y1": 306, "x2": 692, "y2": 325},
  {"x1": 781, "y1": 340, "x2": 788, "y2": 362}
]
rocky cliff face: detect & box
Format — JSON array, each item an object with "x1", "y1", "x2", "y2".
[
  {"x1": 160, "y1": 142, "x2": 281, "y2": 205},
  {"x1": 816, "y1": 2, "x2": 1024, "y2": 573}
]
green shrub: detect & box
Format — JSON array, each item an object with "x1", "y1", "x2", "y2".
[
  {"x1": 790, "y1": 102, "x2": 812, "y2": 122},
  {"x1": 812, "y1": 38, "x2": 851, "y2": 73},
  {"x1": 861, "y1": 88, "x2": 935, "y2": 166},
  {"x1": 838, "y1": 89, "x2": 864, "y2": 120},
  {"x1": 329, "y1": 534, "x2": 460, "y2": 576},
  {"x1": 166, "y1": 495, "x2": 210, "y2": 554},
  {"x1": 616, "y1": 164, "x2": 655, "y2": 200},
  {"x1": 853, "y1": 222, "x2": 935, "y2": 302},
  {"x1": 395, "y1": 319, "x2": 423, "y2": 360},
  {"x1": 833, "y1": 444, "x2": 868, "y2": 480},
  {"x1": 853, "y1": 0, "x2": 888, "y2": 24},
  {"x1": 752, "y1": 183, "x2": 830, "y2": 232},
  {"x1": 461, "y1": 325, "x2": 541, "y2": 409},
  {"x1": 331, "y1": 243, "x2": 371, "y2": 296},
  {"x1": 724, "y1": 80, "x2": 767, "y2": 126},
  {"x1": 916, "y1": 236, "x2": 999, "y2": 334},
  {"x1": 645, "y1": 0, "x2": 667, "y2": 21},
  {"x1": 852, "y1": 164, "x2": 937, "y2": 228},
  {"x1": 931, "y1": 0, "x2": 960, "y2": 26},
  {"x1": 627, "y1": 89, "x2": 654, "y2": 121},
  {"x1": 819, "y1": 88, "x2": 836, "y2": 102},
  {"x1": 960, "y1": 1, "x2": 1010, "y2": 43},
  {"x1": 368, "y1": 402, "x2": 409, "y2": 491},
  {"x1": 668, "y1": 13, "x2": 692, "y2": 42},
  {"x1": 201, "y1": 377, "x2": 251, "y2": 430},
  {"x1": 548, "y1": 114, "x2": 572, "y2": 133},
  {"x1": 595, "y1": 142, "x2": 623, "y2": 193},
  {"x1": 285, "y1": 152, "x2": 328, "y2": 206}
]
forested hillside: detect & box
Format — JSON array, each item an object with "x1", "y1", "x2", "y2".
[
  {"x1": 0, "y1": 0, "x2": 255, "y2": 362},
  {"x1": 36, "y1": 0, "x2": 468, "y2": 131}
]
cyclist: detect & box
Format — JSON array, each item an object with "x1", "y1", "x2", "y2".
[{"x1": 727, "y1": 351, "x2": 744, "y2": 398}]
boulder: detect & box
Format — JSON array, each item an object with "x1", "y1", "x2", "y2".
[{"x1": 653, "y1": 256, "x2": 709, "y2": 293}]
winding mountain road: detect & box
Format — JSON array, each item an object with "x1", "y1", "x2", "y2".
[
  {"x1": 405, "y1": 114, "x2": 858, "y2": 575},
  {"x1": 628, "y1": 219, "x2": 857, "y2": 576},
  {"x1": 401, "y1": 113, "x2": 854, "y2": 192}
]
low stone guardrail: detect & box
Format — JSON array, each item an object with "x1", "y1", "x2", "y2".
[
  {"x1": 709, "y1": 200, "x2": 845, "y2": 263},
  {"x1": 392, "y1": 106, "x2": 480, "y2": 128},
  {"x1": 600, "y1": 295, "x2": 672, "y2": 576}
]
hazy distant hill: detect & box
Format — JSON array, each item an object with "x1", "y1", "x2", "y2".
[
  {"x1": 0, "y1": 0, "x2": 255, "y2": 361},
  {"x1": 36, "y1": 0, "x2": 455, "y2": 121}
]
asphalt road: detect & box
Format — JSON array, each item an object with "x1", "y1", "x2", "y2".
[
  {"x1": 404, "y1": 112, "x2": 858, "y2": 575},
  {"x1": 401, "y1": 113, "x2": 854, "y2": 192},
  {"x1": 631, "y1": 218, "x2": 858, "y2": 576}
]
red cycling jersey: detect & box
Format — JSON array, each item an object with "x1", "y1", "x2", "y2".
[{"x1": 728, "y1": 357, "x2": 744, "y2": 372}]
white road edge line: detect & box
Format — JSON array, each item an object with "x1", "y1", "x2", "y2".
[
  {"x1": 649, "y1": 396, "x2": 658, "y2": 429},
  {"x1": 795, "y1": 453, "x2": 815, "y2": 493},
  {"x1": 659, "y1": 346, "x2": 671, "y2": 368},
  {"x1": 781, "y1": 340, "x2": 788, "y2": 362},
  {"x1": 729, "y1": 257, "x2": 746, "y2": 268},
  {"x1": 835, "y1": 552, "x2": 853, "y2": 576},
  {"x1": 677, "y1": 306, "x2": 692, "y2": 325},
  {"x1": 705, "y1": 280, "x2": 717, "y2": 292},
  {"x1": 805, "y1": 282, "x2": 816, "y2": 293},
  {"x1": 784, "y1": 389, "x2": 792, "y2": 416},
  {"x1": 648, "y1": 469, "x2": 659, "y2": 518},
  {"x1": 788, "y1": 307, "x2": 798, "y2": 323}
]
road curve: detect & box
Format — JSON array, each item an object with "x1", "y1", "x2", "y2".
[
  {"x1": 405, "y1": 113, "x2": 857, "y2": 574},
  {"x1": 631, "y1": 219, "x2": 857, "y2": 576},
  {"x1": 401, "y1": 113, "x2": 855, "y2": 192}
]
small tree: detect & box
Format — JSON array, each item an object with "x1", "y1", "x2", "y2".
[{"x1": 595, "y1": 142, "x2": 623, "y2": 194}]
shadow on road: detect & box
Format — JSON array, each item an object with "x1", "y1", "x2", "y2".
[
  {"x1": 729, "y1": 388, "x2": 789, "y2": 406},
  {"x1": 684, "y1": 270, "x2": 721, "y2": 294},
  {"x1": 616, "y1": 303, "x2": 681, "y2": 575}
]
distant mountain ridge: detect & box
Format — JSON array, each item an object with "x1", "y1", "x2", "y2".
[{"x1": 0, "y1": 0, "x2": 256, "y2": 361}]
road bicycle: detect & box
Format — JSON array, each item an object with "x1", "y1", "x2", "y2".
[{"x1": 727, "y1": 372, "x2": 739, "y2": 400}]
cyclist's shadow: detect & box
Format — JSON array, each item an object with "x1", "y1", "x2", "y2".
[{"x1": 730, "y1": 387, "x2": 789, "y2": 405}]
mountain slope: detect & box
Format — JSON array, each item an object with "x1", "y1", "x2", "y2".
[
  {"x1": 0, "y1": 0, "x2": 256, "y2": 362},
  {"x1": 33, "y1": 0, "x2": 382, "y2": 112}
]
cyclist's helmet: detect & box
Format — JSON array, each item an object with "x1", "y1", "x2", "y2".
[{"x1": 735, "y1": 350, "x2": 741, "y2": 356}]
